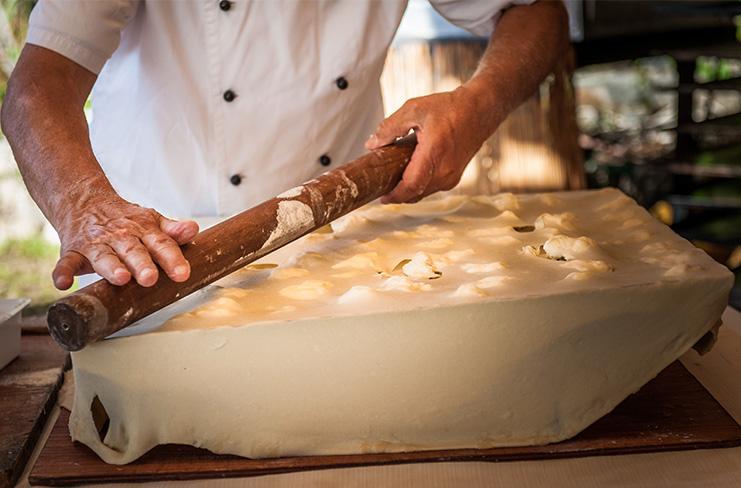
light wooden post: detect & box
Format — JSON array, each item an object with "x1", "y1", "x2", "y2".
[{"x1": 381, "y1": 40, "x2": 586, "y2": 195}]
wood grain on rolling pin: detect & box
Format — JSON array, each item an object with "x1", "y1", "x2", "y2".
[{"x1": 47, "y1": 134, "x2": 417, "y2": 351}]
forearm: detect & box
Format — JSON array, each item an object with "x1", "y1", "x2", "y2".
[
  {"x1": 462, "y1": 0, "x2": 570, "y2": 140},
  {"x1": 1, "y1": 45, "x2": 116, "y2": 230},
  {"x1": 1, "y1": 44, "x2": 198, "y2": 289}
]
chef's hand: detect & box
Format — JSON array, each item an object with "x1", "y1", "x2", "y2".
[
  {"x1": 365, "y1": 0, "x2": 570, "y2": 204},
  {"x1": 52, "y1": 190, "x2": 199, "y2": 290},
  {"x1": 2, "y1": 45, "x2": 199, "y2": 291},
  {"x1": 364, "y1": 85, "x2": 490, "y2": 204}
]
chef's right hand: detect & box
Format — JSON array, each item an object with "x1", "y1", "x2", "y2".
[{"x1": 52, "y1": 195, "x2": 199, "y2": 290}]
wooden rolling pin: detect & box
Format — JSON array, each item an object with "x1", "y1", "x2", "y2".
[{"x1": 47, "y1": 134, "x2": 417, "y2": 351}]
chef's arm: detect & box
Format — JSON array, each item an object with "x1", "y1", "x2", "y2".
[
  {"x1": 366, "y1": 0, "x2": 570, "y2": 203},
  {"x1": 1, "y1": 44, "x2": 199, "y2": 290}
]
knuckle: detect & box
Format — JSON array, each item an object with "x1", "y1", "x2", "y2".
[
  {"x1": 406, "y1": 181, "x2": 427, "y2": 197},
  {"x1": 153, "y1": 234, "x2": 174, "y2": 248},
  {"x1": 88, "y1": 245, "x2": 114, "y2": 263},
  {"x1": 148, "y1": 235, "x2": 176, "y2": 254},
  {"x1": 115, "y1": 226, "x2": 137, "y2": 237},
  {"x1": 439, "y1": 180, "x2": 457, "y2": 192},
  {"x1": 440, "y1": 167, "x2": 459, "y2": 185},
  {"x1": 377, "y1": 118, "x2": 393, "y2": 133},
  {"x1": 122, "y1": 241, "x2": 140, "y2": 255},
  {"x1": 404, "y1": 97, "x2": 421, "y2": 109},
  {"x1": 143, "y1": 207, "x2": 163, "y2": 222}
]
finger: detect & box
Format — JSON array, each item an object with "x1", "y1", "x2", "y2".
[
  {"x1": 159, "y1": 217, "x2": 199, "y2": 245},
  {"x1": 52, "y1": 252, "x2": 89, "y2": 290},
  {"x1": 365, "y1": 105, "x2": 420, "y2": 150},
  {"x1": 107, "y1": 236, "x2": 159, "y2": 287},
  {"x1": 380, "y1": 146, "x2": 435, "y2": 204},
  {"x1": 364, "y1": 133, "x2": 380, "y2": 151},
  {"x1": 141, "y1": 231, "x2": 191, "y2": 283},
  {"x1": 86, "y1": 244, "x2": 134, "y2": 286}
]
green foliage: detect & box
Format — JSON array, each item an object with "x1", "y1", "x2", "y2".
[
  {"x1": 0, "y1": 235, "x2": 57, "y2": 259},
  {"x1": 0, "y1": 0, "x2": 32, "y2": 106},
  {"x1": 695, "y1": 56, "x2": 741, "y2": 83},
  {"x1": 0, "y1": 234, "x2": 74, "y2": 315},
  {"x1": 694, "y1": 144, "x2": 741, "y2": 167},
  {"x1": 692, "y1": 179, "x2": 741, "y2": 199},
  {"x1": 1, "y1": 0, "x2": 32, "y2": 43}
]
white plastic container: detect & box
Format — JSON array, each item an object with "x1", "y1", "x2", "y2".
[{"x1": 0, "y1": 298, "x2": 30, "y2": 371}]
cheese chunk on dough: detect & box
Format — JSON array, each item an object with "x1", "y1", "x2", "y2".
[{"x1": 69, "y1": 188, "x2": 733, "y2": 464}]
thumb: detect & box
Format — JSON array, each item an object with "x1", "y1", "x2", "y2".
[{"x1": 52, "y1": 251, "x2": 90, "y2": 290}]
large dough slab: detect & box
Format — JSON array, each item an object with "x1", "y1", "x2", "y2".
[{"x1": 69, "y1": 188, "x2": 734, "y2": 464}]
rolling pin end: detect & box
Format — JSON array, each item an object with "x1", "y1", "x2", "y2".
[
  {"x1": 47, "y1": 302, "x2": 88, "y2": 351},
  {"x1": 47, "y1": 292, "x2": 110, "y2": 352}
]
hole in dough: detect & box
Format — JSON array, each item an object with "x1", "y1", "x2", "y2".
[
  {"x1": 541, "y1": 245, "x2": 568, "y2": 262},
  {"x1": 525, "y1": 245, "x2": 568, "y2": 261},
  {"x1": 692, "y1": 319, "x2": 722, "y2": 355},
  {"x1": 91, "y1": 395, "x2": 110, "y2": 442},
  {"x1": 513, "y1": 225, "x2": 535, "y2": 233},
  {"x1": 393, "y1": 259, "x2": 411, "y2": 272}
]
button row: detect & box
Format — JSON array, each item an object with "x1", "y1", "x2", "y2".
[
  {"x1": 222, "y1": 78, "x2": 345, "y2": 105},
  {"x1": 229, "y1": 153, "x2": 331, "y2": 187},
  {"x1": 229, "y1": 153, "x2": 332, "y2": 187},
  {"x1": 220, "y1": 1, "x2": 336, "y2": 181}
]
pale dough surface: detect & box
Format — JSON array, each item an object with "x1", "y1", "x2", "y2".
[{"x1": 69, "y1": 188, "x2": 734, "y2": 464}]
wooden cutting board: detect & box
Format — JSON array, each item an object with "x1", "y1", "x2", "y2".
[
  {"x1": 0, "y1": 334, "x2": 69, "y2": 488},
  {"x1": 29, "y1": 361, "x2": 741, "y2": 486}
]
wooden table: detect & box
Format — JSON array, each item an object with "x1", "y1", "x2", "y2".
[
  {"x1": 12, "y1": 307, "x2": 741, "y2": 488},
  {"x1": 1, "y1": 334, "x2": 69, "y2": 488}
]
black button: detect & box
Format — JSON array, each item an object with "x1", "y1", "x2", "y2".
[
  {"x1": 230, "y1": 174, "x2": 242, "y2": 186},
  {"x1": 219, "y1": 0, "x2": 232, "y2": 11},
  {"x1": 223, "y1": 90, "x2": 236, "y2": 102},
  {"x1": 319, "y1": 154, "x2": 331, "y2": 166},
  {"x1": 335, "y1": 77, "x2": 348, "y2": 90}
]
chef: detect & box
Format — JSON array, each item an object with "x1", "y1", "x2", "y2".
[{"x1": 1, "y1": 0, "x2": 569, "y2": 291}]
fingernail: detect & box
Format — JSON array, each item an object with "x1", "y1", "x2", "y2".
[
  {"x1": 111, "y1": 268, "x2": 129, "y2": 285},
  {"x1": 174, "y1": 265, "x2": 188, "y2": 277},
  {"x1": 140, "y1": 268, "x2": 155, "y2": 280}
]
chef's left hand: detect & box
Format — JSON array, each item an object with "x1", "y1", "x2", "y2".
[{"x1": 365, "y1": 85, "x2": 490, "y2": 204}]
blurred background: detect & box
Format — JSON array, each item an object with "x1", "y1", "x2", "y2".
[{"x1": 1, "y1": 0, "x2": 740, "y2": 314}]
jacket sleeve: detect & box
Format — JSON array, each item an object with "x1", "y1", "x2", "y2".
[
  {"x1": 428, "y1": 0, "x2": 536, "y2": 37},
  {"x1": 25, "y1": 0, "x2": 140, "y2": 74}
]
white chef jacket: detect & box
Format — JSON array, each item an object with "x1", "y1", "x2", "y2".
[{"x1": 26, "y1": 0, "x2": 532, "y2": 218}]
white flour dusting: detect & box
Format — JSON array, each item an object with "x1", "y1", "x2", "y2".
[
  {"x1": 262, "y1": 200, "x2": 314, "y2": 251},
  {"x1": 338, "y1": 170, "x2": 359, "y2": 199}
]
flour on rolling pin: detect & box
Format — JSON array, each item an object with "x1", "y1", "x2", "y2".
[
  {"x1": 262, "y1": 199, "x2": 315, "y2": 251},
  {"x1": 266, "y1": 169, "x2": 360, "y2": 252},
  {"x1": 336, "y1": 169, "x2": 360, "y2": 199}
]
